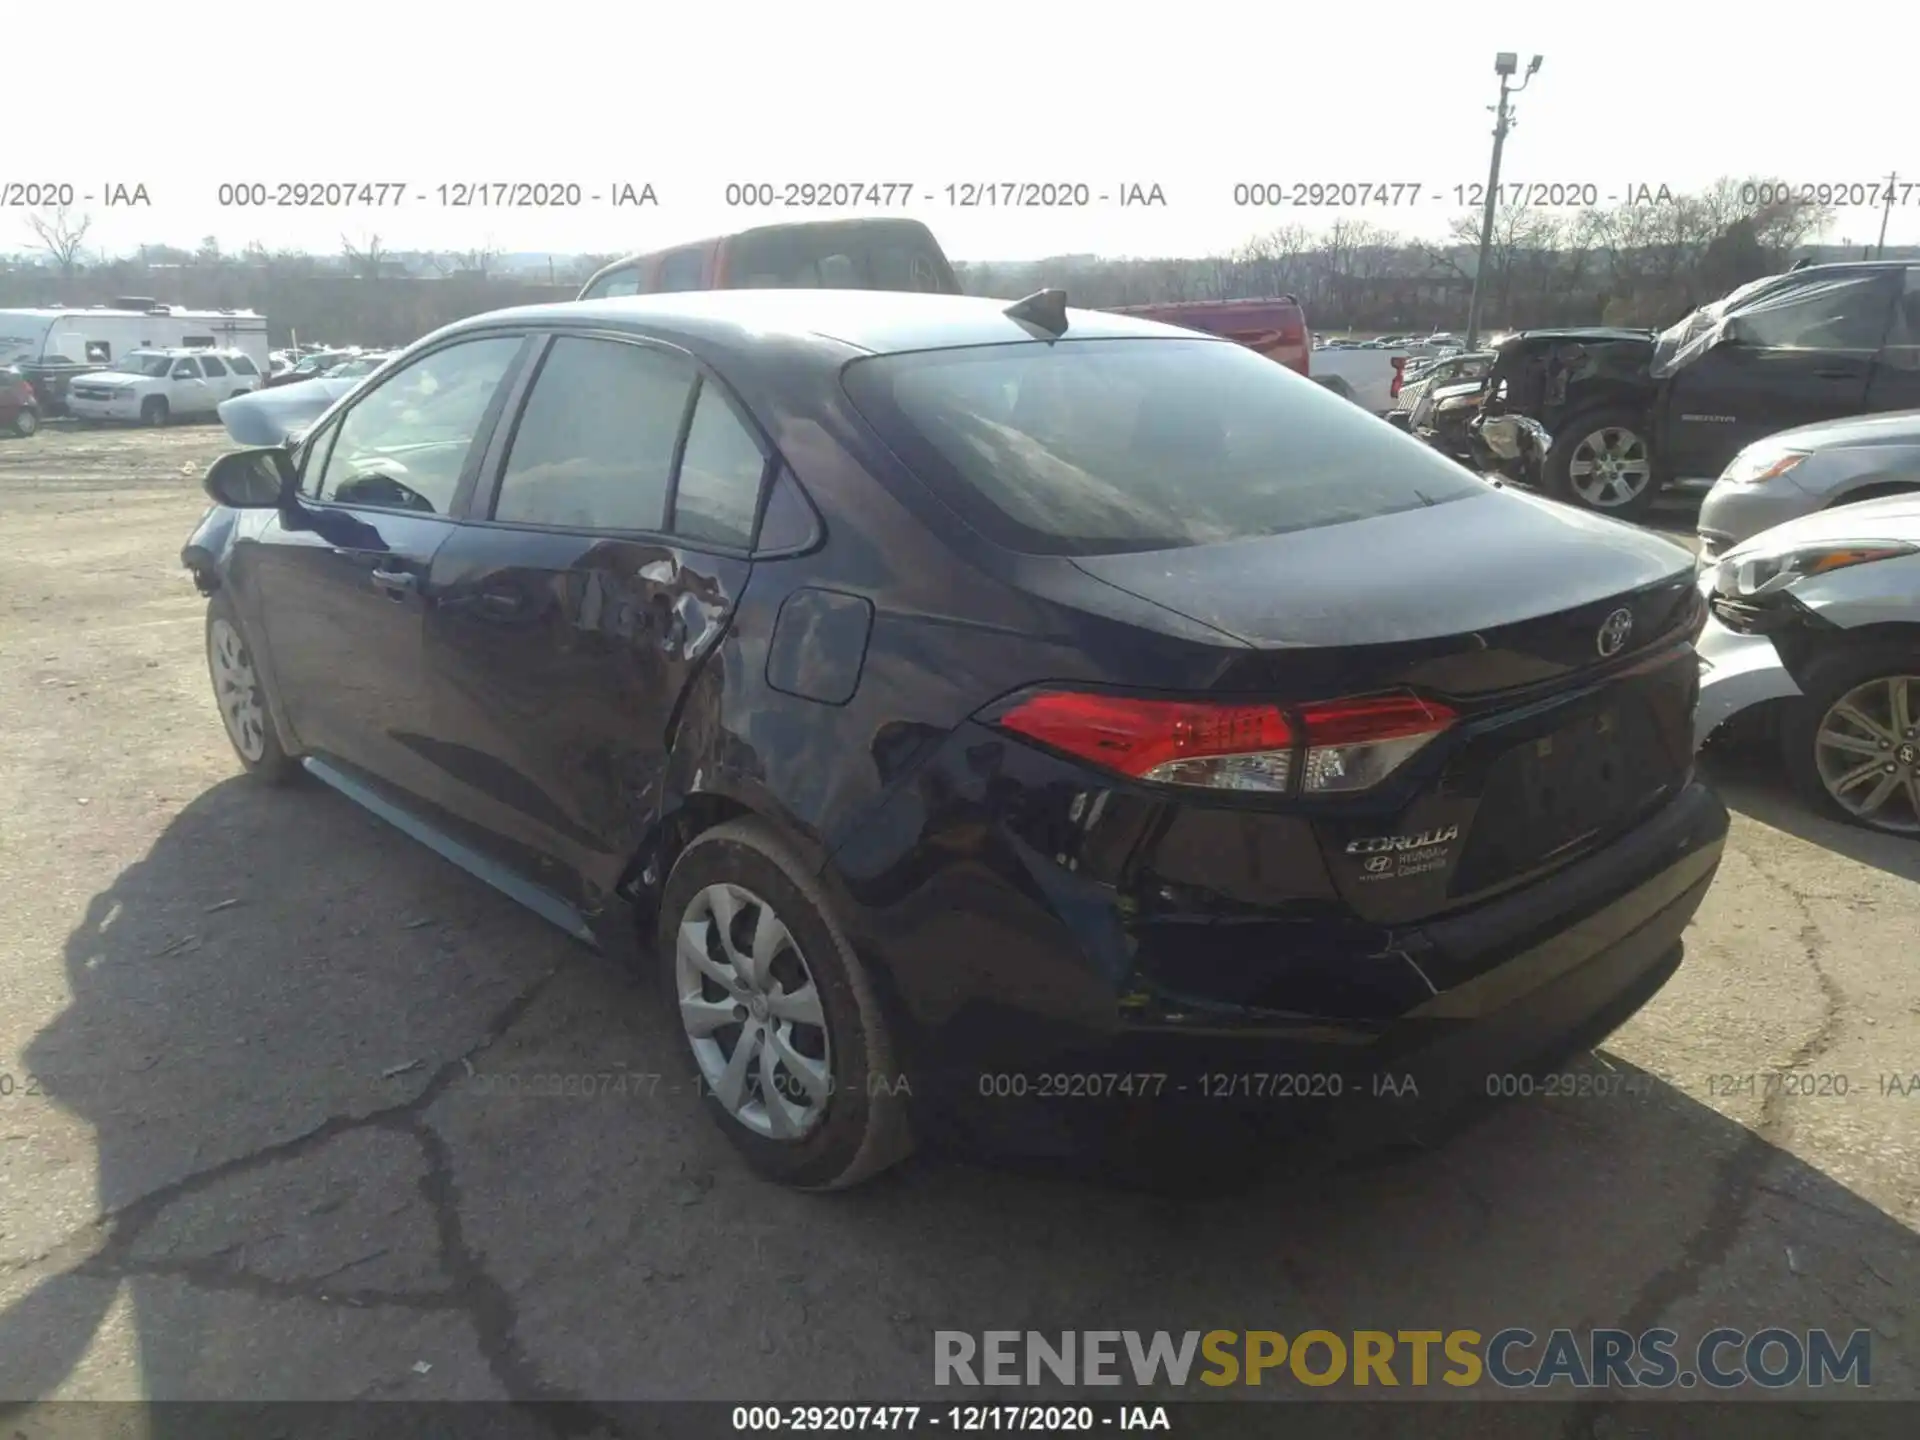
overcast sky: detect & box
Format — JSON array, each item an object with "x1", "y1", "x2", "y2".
[{"x1": 20, "y1": 0, "x2": 1919, "y2": 262}]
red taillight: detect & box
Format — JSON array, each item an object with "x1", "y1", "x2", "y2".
[
  {"x1": 1389, "y1": 356, "x2": 1407, "y2": 399},
  {"x1": 1295, "y1": 693, "x2": 1455, "y2": 793},
  {"x1": 991, "y1": 690, "x2": 1455, "y2": 794}
]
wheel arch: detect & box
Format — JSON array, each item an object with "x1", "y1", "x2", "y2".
[{"x1": 1825, "y1": 477, "x2": 1920, "y2": 509}]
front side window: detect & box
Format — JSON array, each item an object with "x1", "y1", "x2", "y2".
[
  {"x1": 200, "y1": 355, "x2": 229, "y2": 378},
  {"x1": 843, "y1": 337, "x2": 1486, "y2": 556},
  {"x1": 310, "y1": 336, "x2": 523, "y2": 513},
  {"x1": 1732, "y1": 273, "x2": 1896, "y2": 351},
  {"x1": 492, "y1": 337, "x2": 695, "y2": 531},
  {"x1": 228, "y1": 355, "x2": 259, "y2": 376}
]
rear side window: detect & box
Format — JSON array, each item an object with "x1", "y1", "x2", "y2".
[
  {"x1": 727, "y1": 225, "x2": 956, "y2": 293},
  {"x1": 228, "y1": 355, "x2": 259, "y2": 375},
  {"x1": 843, "y1": 338, "x2": 1487, "y2": 557},
  {"x1": 200, "y1": 355, "x2": 229, "y2": 377},
  {"x1": 493, "y1": 337, "x2": 695, "y2": 531},
  {"x1": 656, "y1": 248, "x2": 707, "y2": 293},
  {"x1": 172, "y1": 357, "x2": 202, "y2": 377},
  {"x1": 671, "y1": 382, "x2": 767, "y2": 548}
]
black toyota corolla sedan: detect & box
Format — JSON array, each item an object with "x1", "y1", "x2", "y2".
[{"x1": 182, "y1": 288, "x2": 1728, "y2": 1189}]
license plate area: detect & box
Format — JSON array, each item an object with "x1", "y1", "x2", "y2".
[{"x1": 1512, "y1": 708, "x2": 1634, "y2": 857}]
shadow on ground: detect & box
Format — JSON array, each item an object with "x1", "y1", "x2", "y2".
[{"x1": 2, "y1": 774, "x2": 1915, "y2": 1430}]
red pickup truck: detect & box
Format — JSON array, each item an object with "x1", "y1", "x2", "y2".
[{"x1": 1113, "y1": 297, "x2": 1408, "y2": 413}]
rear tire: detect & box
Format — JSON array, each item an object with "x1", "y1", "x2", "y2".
[
  {"x1": 657, "y1": 819, "x2": 914, "y2": 1190},
  {"x1": 1547, "y1": 407, "x2": 1659, "y2": 521},
  {"x1": 141, "y1": 395, "x2": 169, "y2": 428},
  {"x1": 205, "y1": 590, "x2": 299, "y2": 785},
  {"x1": 1780, "y1": 643, "x2": 1920, "y2": 837}
]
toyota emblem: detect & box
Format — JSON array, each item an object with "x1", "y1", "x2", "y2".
[{"x1": 1596, "y1": 607, "x2": 1634, "y2": 657}]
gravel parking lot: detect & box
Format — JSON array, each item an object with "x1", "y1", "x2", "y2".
[{"x1": 1, "y1": 423, "x2": 1916, "y2": 1423}]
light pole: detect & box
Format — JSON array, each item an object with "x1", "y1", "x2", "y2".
[
  {"x1": 1464, "y1": 51, "x2": 1541, "y2": 350},
  {"x1": 1876, "y1": 171, "x2": 1899, "y2": 259}
]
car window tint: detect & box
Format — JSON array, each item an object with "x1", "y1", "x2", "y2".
[
  {"x1": 229, "y1": 355, "x2": 259, "y2": 375},
  {"x1": 296, "y1": 418, "x2": 341, "y2": 497},
  {"x1": 200, "y1": 355, "x2": 229, "y2": 377},
  {"x1": 672, "y1": 381, "x2": 766, "y2": 548},
  {"x1": 656, "y1": 249, "x2": 706, "y2": 293},
  {"x1": 172, "y1": 358, "x2": 202, "y2": 378},
  {"x1": 1735, "y1": 274, "x2": 1894, "y2": 350},
  {"x1": 1882, "y1": 270, "x2": 1920, "y2": 368},
  {"x1": 843, "y1": 337, "x2": 1487, "y2": 557},
  {"x1": 312, "y1": 336, "x2": 521, "y2": 512},
  {"x1": 493, "y1": 337, "x2": 694, "y2": 531}
]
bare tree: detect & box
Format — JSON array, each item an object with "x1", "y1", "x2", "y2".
[
  {"x1": 341, "y1": 233, "x2": 389, "y2": 280},
  {"x1": 25, "y1": 205, "x2": 92, "y2": 279},
  {"x1": 429, "y1": 243, "x2": 504, "y2": 280}
]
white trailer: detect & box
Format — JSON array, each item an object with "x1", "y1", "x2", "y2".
[{"x1": 0, "y1": 300, "x2": 269, "y2": 372}]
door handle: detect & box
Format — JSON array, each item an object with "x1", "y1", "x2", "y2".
[
  {"x1": 370, "y1": 567, "x2": 418, "y2": 597},
  {"x1": 476, "y1": 590, "x2": 524, "y2": 617}
]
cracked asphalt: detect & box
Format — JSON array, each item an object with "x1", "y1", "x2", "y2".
[{"x1": 1, "y1": 425, "x2": 1917, "y2": 1428}]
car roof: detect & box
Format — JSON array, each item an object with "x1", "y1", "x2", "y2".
[{"x1": 439, "y1": 288, "x2": 1217, "y2": 358}]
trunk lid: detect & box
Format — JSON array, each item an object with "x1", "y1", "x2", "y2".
[{"x1": 1072, "y1": 490, "x2": 1703, "y2": 919}]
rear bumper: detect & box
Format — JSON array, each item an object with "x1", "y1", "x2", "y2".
[
  {"x1": 1694, "y1": 615, "x2": 1802, "y2": 746},
  {"x1": 851, "y1": 778, "x2": 1727, "y2": 1156}
]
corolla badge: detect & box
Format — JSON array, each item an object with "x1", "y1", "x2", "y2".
[
  {"x1": 1596, "y1": 607, "x2": 1634, "y2": 657},
  {"x1": 1346, "y1": 825, "x2": 1459, "y2": 855}
]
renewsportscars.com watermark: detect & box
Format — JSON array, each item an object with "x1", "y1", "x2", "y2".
[{"x1": 935, "y1": 1329, "x2": 1872, "y2": 1390}]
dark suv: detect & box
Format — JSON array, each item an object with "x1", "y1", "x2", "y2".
[{"x1": 1483, "y1": 262, "x2": 1920, "y2": 519}]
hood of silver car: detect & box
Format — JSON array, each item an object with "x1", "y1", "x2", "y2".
[{"x1": 218, "y1": 377, "x2": 356, "y2": 446}]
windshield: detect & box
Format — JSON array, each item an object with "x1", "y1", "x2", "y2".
[
  {"x1": 115, "y1": 353, "x2": 175, "y2": 378},
  {"x1": 843, "y1": 338, "x2": 1486, "y2": 557},
  {"x1": 329, "y1": 355, "x2": 387, "y2": 378}
]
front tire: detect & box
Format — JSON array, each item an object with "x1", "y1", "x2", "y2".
[
  {"x1": 205, "y1": 591, "x2": 299, "y2": 785},
  {"x1": 1547, "y1": 407, "x2": 1659, "y2": 520},
  {"x1": 9, "y1": 407, "x2": 37, "y2": 438},
  {"x1": 658, "y1": 819, "x2": 913, "y2": 1190},
  {"x1": 1780, "y1": 644, "x2": 1920, "y2": 837},
  {"x1": 141, "y1": 395, "x2": 170, "y2": 428}
]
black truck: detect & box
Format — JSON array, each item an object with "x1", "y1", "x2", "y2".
[{"x1": 1480, "y1": 261, "x2": 1920, "y2": 518}]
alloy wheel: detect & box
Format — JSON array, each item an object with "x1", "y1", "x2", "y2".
[
  {"x1": 675, "y1": 882, "x2": 833, "y2": 1140},
  {"x1": 1566, "y1": 426, "x2": 1653, "y2": 508},
  {"x1": 1812, "y1": 675, "x2": 1920, "y2": 834},
  {"x1": 209, "y1": 617, "x2": 268, "y2": 762}
]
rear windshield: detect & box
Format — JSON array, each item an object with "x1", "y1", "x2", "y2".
[
  {"x1": 843, "y1": 338, "x2": 1487, "y2": 557},
  {"x1": 726, "y1": 225, "x2": 957, "y2": 294}
]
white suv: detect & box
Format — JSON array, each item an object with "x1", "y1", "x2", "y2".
[{"x1": 66, "y1": 348, "x2": 264, "y2": 426}]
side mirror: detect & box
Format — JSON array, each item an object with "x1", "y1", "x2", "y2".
[{"x1": 205, "y1": 447, "x2": 295, "y2": 508}]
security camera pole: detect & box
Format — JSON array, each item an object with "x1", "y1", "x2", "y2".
[{"x1": 1464, "y1": 52, "x2": 1542, "y2": 350}]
